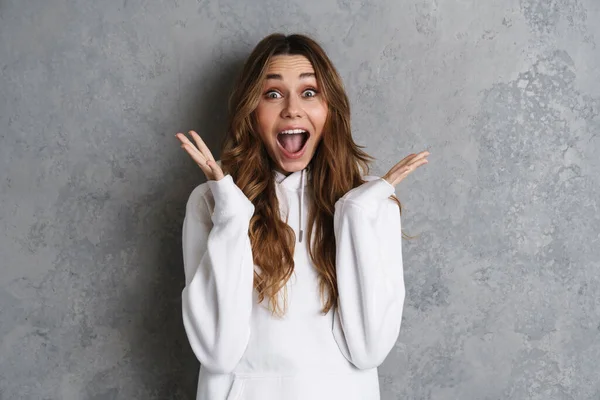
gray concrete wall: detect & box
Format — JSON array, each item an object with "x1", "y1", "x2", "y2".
[{"x1": 1, "y1": 0, "x2": 599, "y2": 399}]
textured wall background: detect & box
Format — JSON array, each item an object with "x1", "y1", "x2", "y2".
[{"x1": 1, "y1": 0, "x2": 599, "y2": 399}]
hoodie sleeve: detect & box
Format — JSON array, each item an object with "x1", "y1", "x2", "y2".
[
  {"x1": 332, "y1": 177, "x2": 405, "y2": 369},
  {"x1": 181, "y1": 174, "x2": 255, "y2": 374}
]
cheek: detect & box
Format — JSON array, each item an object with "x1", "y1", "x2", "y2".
[
  {"x1": 255, "y1": 105, "x2": 276, "y2": 138},
  {"x1": 314, "y1": 103, "x2": 329, "y2": 130}
]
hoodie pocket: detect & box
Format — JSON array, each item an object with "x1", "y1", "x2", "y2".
[
  {"x1": 226, "y1": 377, "x2": 246, "y2": 400},
  {"x1": 222, "y1": 369, "x2": 379, "y2": 400}
]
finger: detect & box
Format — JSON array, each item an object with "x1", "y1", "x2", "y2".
[
  {"x1": 406, "y1": 151, "x2": 429, "y2": 165},
  {"x1": 181, "y1": 142, "x2": 211, "y2": 174},
  {"x1": 401, "y1": 157, "x2": 428, "y2": 174},
  {"x1": 189, "y1": 131, "x2": 216, "y2": 162},
  {"x1": 385, "y1": 154, "x2": 418, "y2": 176},
  {"x1": 383, "y1": 155, "x2": 414, "y2": 184},
  {"x1": 176, "y1": 132, "x2": 213, "y2": 164},
  {"x1": 391, "y1": 151, "x2": 429, "y2": 174},
  {"x1": 387, "y1": 155, "x2": 419, "y2": 176},
  {"x1": 407, "y1": 156, "x2": 428, "y2": 171},
  {"x1": 178, "y1": 133, "x2": 214, "y2": 167},
  {"x1": 391, "y1": 158, "x2": 428, "y2": 185},
  {"x1": 392, "y1": 151, "x2": 427, "y2": 170},
  {"x1": 187, "y1": 132, "x2": 225, "y2": 180},
  {"x1": 175, "y1": 132, "x2": 197, "y2": 148},
  {"x1": 206, "y1": 160, "x2": 224, "y2": 180},
  {"x1": 386, "y1": 156, "x2": 427, "y2": 185},
  {"x1": 383, "y1": 151, "x2": 429, "y2": 186},
  {"x1": 180, "y1": 142, "x2": 206, "y2": 165},
  {"x1": 405, "y1": 153, "x2": 429, "y2": 169}
]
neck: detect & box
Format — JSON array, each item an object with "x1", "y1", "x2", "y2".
[{"x1": 275, "y1": 168, "x2": 292, "y2": 177}]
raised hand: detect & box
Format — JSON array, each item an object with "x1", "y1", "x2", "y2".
[
  {"x1": 382, "y1": 151, "x2": 429, "y2": 187},
  {"x1": 175, "y1": 131, "x2": 225, "y2": 181}
]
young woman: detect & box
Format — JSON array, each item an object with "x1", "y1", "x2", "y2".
[{"x1": 175, "y1": 33, "x2": 429, "y2": 400}]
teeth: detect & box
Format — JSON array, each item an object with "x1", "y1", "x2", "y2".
[{"x1": 279, "y1": 129, "x2": 307, "y2": 135}]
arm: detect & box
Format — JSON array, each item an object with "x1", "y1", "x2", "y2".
[
  {"x1": 181, "y1": 174, "x2": 255, "y2": 373},
  {"x1": 332, "y1": 177, "x2": 406, "y2": 369}
]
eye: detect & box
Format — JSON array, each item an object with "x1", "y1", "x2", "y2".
[
  {"x1": 265, "y1": 90, "x2": 282, "y2": 99},
  {"x1": 302, "y1": 89, "x2": 318, "y2": 98}
]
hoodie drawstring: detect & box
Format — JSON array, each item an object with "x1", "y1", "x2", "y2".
[{"x1": 299, "y1": 168, "x2": 305, "y2": 243}]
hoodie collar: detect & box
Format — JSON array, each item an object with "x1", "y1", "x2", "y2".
[
  {"x1": 273, "y1": 165, "x2": 310, "y2": 243},
  {"x1": 273, "y1": 166, "x2": 311, "y2": 190}
]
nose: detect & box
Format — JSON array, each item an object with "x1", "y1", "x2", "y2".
[{"x1": 281, "y1": 93, "x2": 303, "y2": 119}]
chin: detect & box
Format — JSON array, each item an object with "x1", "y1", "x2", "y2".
[{"x1": 277, "y1": 158, "x2": 311, "y2": 174}]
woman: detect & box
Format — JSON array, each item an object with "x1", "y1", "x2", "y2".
[{"x1": 175, "y1": 33, "x2": 429, "y2": 400}]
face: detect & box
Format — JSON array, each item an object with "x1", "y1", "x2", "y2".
[{"x1": 255, "y1": 55, "x2": 328, "y2": 175}]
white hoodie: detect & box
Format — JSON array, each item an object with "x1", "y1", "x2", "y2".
[{"x1": 181, "y1": 165, "x2": 405, "y2": 400}]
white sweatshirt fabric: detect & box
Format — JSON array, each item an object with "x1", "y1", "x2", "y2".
[{"x1": 181, "y1": 165, "x2": 405, "y2": 400}]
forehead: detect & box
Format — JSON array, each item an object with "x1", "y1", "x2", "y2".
[{"x1": 265, "y1": 55, "x2": 315, "y2": 75}]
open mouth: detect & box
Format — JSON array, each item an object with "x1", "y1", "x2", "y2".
[{"x1": 276, "y1": 129, "x2": 310, "y2": 157}]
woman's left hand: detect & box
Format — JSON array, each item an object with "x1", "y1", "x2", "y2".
[{"x1": 382, "y1": 151, "x2": 430, "y2": 187}]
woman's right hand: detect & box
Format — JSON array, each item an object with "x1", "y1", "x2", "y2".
[{"x1": 175, "y1": 131, "x2": 225, "y2": 181}]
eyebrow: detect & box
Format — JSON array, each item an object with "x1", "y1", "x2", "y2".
[{"x1": 265, "y1": 72, "x2": 316, "y2": 80}]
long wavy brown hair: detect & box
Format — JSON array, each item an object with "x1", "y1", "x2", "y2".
[{"x1": 219, "y1": 33, "x2": 403, "y2": 316}]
